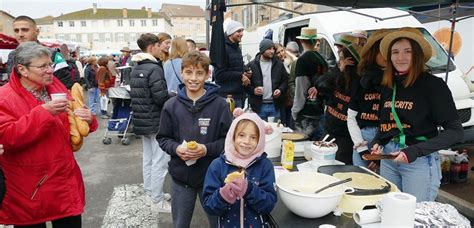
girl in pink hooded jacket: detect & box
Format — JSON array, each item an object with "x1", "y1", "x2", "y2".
[{"x1": 202, "y1": 112, "x2": 277, "y2": 227}]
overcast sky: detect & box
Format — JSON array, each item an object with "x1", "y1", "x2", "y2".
[{"x1": 1, "y1": 0, "x2": 207, "y2": 18}]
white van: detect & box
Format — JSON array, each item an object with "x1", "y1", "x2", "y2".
[{"x1": 241, "y1": 7, "x2": 474, "y2": 142}]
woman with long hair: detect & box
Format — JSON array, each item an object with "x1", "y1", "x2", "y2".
[
  {"x1": 163, "y1": 37, "x2": 188, "y2": 94},
  {"x1": 157, "y1": 32, "x2": 172, "y2": 63},
  {"x1": 371, "y1": 28, "x2": 463, "y2": 201},
  {"x1": 347, "y1": 29, "x2": 391, "y2": 169},
  {"x1": 97, "y1": 56, "x2": 112, "y2": 117},
  {"x1": 316, "y1": 41, "x2": 361, "y2": 165}
]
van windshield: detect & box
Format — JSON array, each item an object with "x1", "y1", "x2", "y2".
[{"x1": 333, "y1": 28, "x2": 455, "y2": 74}]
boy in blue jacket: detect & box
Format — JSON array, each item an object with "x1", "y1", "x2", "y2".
[
  {"x1": 202, "y1": 112, "x2": 277, "y2": 227},
  {"x1": 157, "y1": 51, "x2": 233, "y2": 227}
]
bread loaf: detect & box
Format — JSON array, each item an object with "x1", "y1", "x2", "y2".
[
  {"x1": 70, "y1": 83, "x2": 89, "y2": 136},
  {"x1": 224, "y1": 170, "x2": 245, "y2": 183},
  {"x1": 187, "y1": 141, "x2": 198, "y2": 150}
]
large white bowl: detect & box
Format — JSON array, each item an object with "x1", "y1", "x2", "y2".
[{"x1": 276, "y1": 171, "x2": 349, "y2": 218}]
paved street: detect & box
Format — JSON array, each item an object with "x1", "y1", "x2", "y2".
[{"x1": 75, "y1": 117, "x2": 209, "y2": 228}]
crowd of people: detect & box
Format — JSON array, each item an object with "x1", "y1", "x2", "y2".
[{"x1": 0, "y1": 13, "x2": 464, "y2": 228}]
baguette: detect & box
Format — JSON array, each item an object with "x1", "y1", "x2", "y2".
[
  {"x1": 224, "y1": 170, "x2": 245, "y2": 183},
  {"x1": 70, "y1": 83, "x2": 89, "y2": 136},
  {"x1": 72, "y1": 138, "x2": 83, "y2": 152},
  {"x1": 68, "y1": 109, "x2": 82, "y2": 145}
]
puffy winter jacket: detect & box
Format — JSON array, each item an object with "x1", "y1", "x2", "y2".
[
  {"x1": 202, "y1": 154, "x2": 277, "y2": 227},
  {"x1": 213, "y1": 37, "x2": 246, "y2": 99},
  {"x1": 157, "y1": 83, "x2": 233, "y2": 188},
  {"x1": 0, "y1": 70, "x2": 98, "y2": 225},
  {"x1": 130, "y1": 57, "x2": 169, "y2": 135}
]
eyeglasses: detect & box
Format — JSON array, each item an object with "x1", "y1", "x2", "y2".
[{"x1": 28, "y1": 63, "x2": 55, "y2": 71}]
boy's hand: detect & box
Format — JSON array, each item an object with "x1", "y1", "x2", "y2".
[
  {"x1": 176, "y1": 145, "x2": 190, "y2": 161},
  {"x1": 187, "y1": 143, "x2": 206, "y2": 159}
]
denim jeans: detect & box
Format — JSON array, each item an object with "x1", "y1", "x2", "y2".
[
  {"x1": 380, "y1": 141, "x2": 441, "y2": 202},
  {"x1": 352, "y1": 127, "x2": 379, "y2": 167},
  {"x1": 142, "y1": 134, "x2": 169, "y2": 202},
  {"x1": 258, "y1": 103, "x2": 280, "y2": 122},
  {"x1": 88, "y1": 88, "x2": 100, "y2": 115},
  {"x1": 171, "y1": 180, "x2": 217, "y2": 228}
]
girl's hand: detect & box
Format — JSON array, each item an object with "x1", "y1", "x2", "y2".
[
  {"x1": 391, "y1": 151, "x2": 409, "y2": 164},
  {"x1": 231, "y1": 178, "x2": 248, "y2": 198},
  {"x1": 220, "y1": 183, "x2": 237, "y2": 204},
  {"x1": 0, "y1": 144, "x2": 3, "y2": 155},
  {"x1": 371, "y1": 143, "x2": 383, "y2": 155}
]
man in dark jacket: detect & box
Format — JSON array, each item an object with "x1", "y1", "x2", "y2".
[
  {"x1": 246, "y1": 39, "x2": 288, "y2": 121},
  {"x1": 158, "y1": 51, "x2": 232, "y2": 228},
  {"x1": 213, "y1": 20, "x2": 251, "y2": 108},
  {"x1": 129, "y1": 33, "x2": 171, "y2": 213}
]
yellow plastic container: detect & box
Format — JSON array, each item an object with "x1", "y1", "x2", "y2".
[{"x1": 281, "y1": 140, "x2": 294, "y2": 170}]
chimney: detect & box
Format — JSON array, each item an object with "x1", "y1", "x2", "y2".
[
  {"x1": 92, "y1": 3, "x2": 97, "y2": 14},
  {"x1": 147, "y1": 8, "x2": 152, "y2": 18},
  {"x1": 122, "y1": 8, "x2": 128, "y2": 18}
]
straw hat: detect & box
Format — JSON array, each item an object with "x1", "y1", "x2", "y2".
[
  {"x1": 296, "y1": 27, "x2": 318, "y2": 40},
  {"x1": 359, "y1": 29, "x2": 392, "y2": 57},
  {"x1": 379, "y1": 27, "x2": 432, "y2": 63},
  {"x1": 120, "y1": 47, "x2": 131, "y2": 52},
  {"x1": 334, "y1": 34, "x2": 359, "y2": 47},
  {"x1": 335, "y1": 34, "x2": 362, "y2": 62}
]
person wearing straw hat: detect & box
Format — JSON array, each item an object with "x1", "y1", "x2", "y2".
[
  {"x1": 347, "y1": 29, "x2": 392, "y2": 169},
  {"x1": 351, "y1": 30, "x2": 368, "y2": 46},
  {"x1": 315, "y1": 39, "x2": 362, "y2": 165},
  {"x1": 371, "y1": 27, "x2": 463, "y2": 201},
  {"x1": 291, "y1": 27, "x2": 328, "y2": 139}
]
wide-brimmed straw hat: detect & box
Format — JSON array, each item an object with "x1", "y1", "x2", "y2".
[
  {"x1": 335, "y1": 34, "x2": 362, "y2": 62},
  {"x1": 379, "y1": 27, "x2": 432, "y2": 63},
  {"x1": 359, "y1": 29, "x2": 392, "y2": 57},
  {"x1": 334, "y1": 34, "x2": 359, "y2": 47},
  {"x1": 296, "y1": 27, "x2": 318, "y2": 40}
]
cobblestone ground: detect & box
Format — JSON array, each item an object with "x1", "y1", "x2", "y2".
[{"x1": 101, "y1": 184, "x2": 161, "y2": 228}]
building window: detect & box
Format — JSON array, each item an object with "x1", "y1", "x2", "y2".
[
  {"x1": 117, "y1": 33, "x2": 124, "y2": 42},
  {"x1": 93, "y1": 33, "x2": 99, "y2": 42},
  {"x1": 57, "y1": 21, "x2": 63, "y2": 27},
  {"x1": 104, "y1": 20, "x2": 110, "y2": 27},
  {"x1": 81, "y1": 21, "x2": 86, "y2": 27},
  {"x1": 69, "y1": 21, "x2": 75, "y2": 27},
  {"x1": 105, "y1": 33, "x2": 112, "y2": 42},
  {"x1": 129, "y1": 33, "x2": 137, "y2": 42},
  {"x1": 92, "y1": 20, "x2": 98, "y2": 27},
  {"x1": 196, "y1": 23, "x2": 200, "y2": 30},
  {"x1": 152, "y1": 19, "x2": 158, "y2": 26},
  {"x1": 70, "y1": 34, "x2": 77, "y2": 42},
  {"x1": 129, "y1": 20, "x2": 135, "y2": 27},
  {"x1": 243, "y1": 7, "x2": 248, "y2": 28},
  {"x1": 82, "y1": 33, "x2": 88, "y2": 42},
  {"x1": 58, "y1": 34, "x2": 65, "y2": 40},
  {"x1": 117, "y1": 20, "x2": 123, "y2": 27},
  {"x1": 141, "y1": 20, "x2": 146, "y2": 26}
]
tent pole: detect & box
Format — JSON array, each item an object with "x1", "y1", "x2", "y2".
[{"x1": 445, "y1": 0, "x2": 458, "y2": 83}]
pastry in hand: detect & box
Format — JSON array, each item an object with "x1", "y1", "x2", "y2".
[
  {"x1": 187, "y1": 141, "x2": 198, "y2": 150},
  {"x1": 224, "y1": 170, "x2": 245, "y2": 183}
]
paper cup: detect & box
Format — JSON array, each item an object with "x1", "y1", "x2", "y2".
[
  {"x1": 267, "y1": 116, "x2": 275, "y2": 123},
  {"x1": 51, "y1": 93, "x2": 67, "y2": 101}
]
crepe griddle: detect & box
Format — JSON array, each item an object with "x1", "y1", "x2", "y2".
[{"x1": 317, "y1": 165, "x2": 391, "y2": 196}]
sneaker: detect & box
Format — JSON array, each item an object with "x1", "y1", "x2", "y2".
[
  {"x1": 151, "y1": 200, "x2": 172, "y2": 213},
  {"x1": 163, "y1": 193, "x2": 171, "y2": 201},
  {"x1": 100, "y1": 115, "x2": 110, "y2": 119}
]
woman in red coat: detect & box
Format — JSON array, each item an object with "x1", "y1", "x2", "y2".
[{"x1": 0, "y1": 42, "x2": 98, "y2": 227}]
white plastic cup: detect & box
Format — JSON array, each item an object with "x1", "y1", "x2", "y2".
[
  {"x1": 50, "y1": 93, "x2": 67, "y2": 101},
  {"x1": 267, "y1": 116, "x2": 275, "y2": 123}
]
